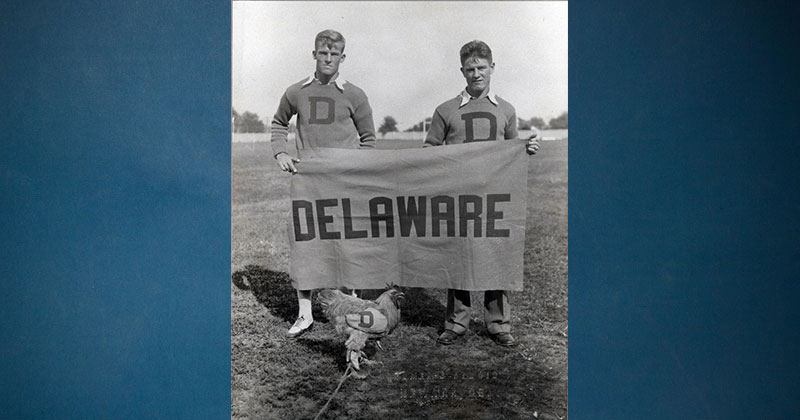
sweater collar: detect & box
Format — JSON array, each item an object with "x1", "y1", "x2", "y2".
[
  {"x1": 302, "y1": 73, "x2": 346, "y2": 92},
  {"x1": 459, "y1": 89, "x2": 498, "y2": 107}
]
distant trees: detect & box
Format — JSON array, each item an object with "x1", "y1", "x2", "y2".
[
  {"x1": 404, "y1": 117, "x2": 432, "y2": 132},
  {"x1": 529, "y1": 117, "x2": 547, "y2": 130},
  {"x1": 518, "y1": 116, "x2": 550, "y2": 130},
  {"x1": 230, "y1": 107, "x2": 567, "y2": 136},
  {"x1": 548, "y1": 112, "x2": 568, "y2": 129},
  {"x1": 364, "y1": 110, "x2": 568, "y2": 136},
  {"x1": 232, "y1": 108, "x2": 266, "y2": 133},
  {"x1": 518, "y1": 114, "x2": 566, "y2": 130},
  {"x1": 378, "y1": 116, "x2": 398, "y2": 137}
]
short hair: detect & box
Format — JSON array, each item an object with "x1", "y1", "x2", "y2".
[
  {"x1": 459, "y1": 40, "x2": 493, "y2": 65},
  {"x1": 315, "y1": 29, "x2": 346, "y2": 52}
]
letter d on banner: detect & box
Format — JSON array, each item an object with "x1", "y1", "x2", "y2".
[{"x1": 292, "y1": 200, "x2": 315, "y2": 241}]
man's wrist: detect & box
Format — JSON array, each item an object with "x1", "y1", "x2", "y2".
[{"x1": 274, "y1": 151, "x2": 288, "y2": 159}]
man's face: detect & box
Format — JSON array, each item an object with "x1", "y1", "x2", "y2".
[
  {"x1": 461, "y1": 56, "x2": 494, "y2": 95},
  {"x1": 313, "y1": 42, "x2": 345, "y2": 78}
]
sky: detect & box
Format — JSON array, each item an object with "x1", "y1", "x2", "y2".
[{"x1": 232, "y1": 1, "x2": 567, "y2": 131}]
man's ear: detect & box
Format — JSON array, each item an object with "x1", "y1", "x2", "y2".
[
  {"x1": 340, "y1": 53, "x2": 346, "y2": 63},
  {"x1": 311, "y1": 50, "x2": 317, "y2": 59}
]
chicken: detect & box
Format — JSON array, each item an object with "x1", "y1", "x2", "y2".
[{"x1": 317, "y1": 288, "x2": 404, "y2": 371}]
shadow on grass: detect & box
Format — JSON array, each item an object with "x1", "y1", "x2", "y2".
[
  {"x1": 295, "y1": 337, "x2": 349, "y2": 371},
  {"x1": 231, "y1": 265, "x2": 325, "y2": 323},
  {"x1": 394, "y1": 287, "x2": 446, "y2": 328}
]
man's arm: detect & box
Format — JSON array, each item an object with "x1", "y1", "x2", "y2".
[
  {"x1": 352, "y1": 95, "x2": 376, "y2": 148},
  {"x1": 504, "y1": 110, "x2": 519, "y2": 140},
  {"x1": 270, "y1": 92, "x2": 294, "y2": 157},
  {"x1": 271, "y1": 91, "x2": 300, "y2": 172},
  {"x1": 423, "y1": 110, "x2": 446, "y2": 147}
]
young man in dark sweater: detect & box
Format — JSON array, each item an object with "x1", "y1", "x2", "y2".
[
  {"x1": 425, "y1": 40, "x2": 539, "y2": 347},
  {"x1": 270, "y1": 29, "x2": 376, "y2": 338}
]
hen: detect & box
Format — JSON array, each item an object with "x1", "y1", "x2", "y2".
[{"x1": 317, "y1": 288, "x2": 404, "y2": 371}]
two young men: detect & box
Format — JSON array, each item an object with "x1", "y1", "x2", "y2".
[{"x1": 270, "y1": 31, "x2": 538, "y2": 346}]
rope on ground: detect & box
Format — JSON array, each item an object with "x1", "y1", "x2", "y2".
[{"x1": 312, "y1": 364, "x2": 353, "y2": 420}]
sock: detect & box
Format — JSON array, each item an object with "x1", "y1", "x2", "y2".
[{"x1": 297, "y1": 290, "x2": 313, "y2": 320}]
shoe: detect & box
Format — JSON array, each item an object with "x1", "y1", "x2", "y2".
[
  {"x1": 287, "y1": 315, "x2": 313, "y2": 338},
  {"x1": 437, "y1": 329, "x2": 463, "y2": 345},
  {"x1": 491, "y1": 332, "x2": 516, "y2": 347}
]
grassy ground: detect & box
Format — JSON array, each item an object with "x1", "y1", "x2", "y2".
[{"x1": 231, "y1": 138, "x2": 568, "y2": 419}]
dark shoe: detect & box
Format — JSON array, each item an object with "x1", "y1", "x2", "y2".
[
  {"x1": 491, "y1": 332, "x2": 516, "y2": 347},
  {"x1": 287, "y1": 316, "x2": 313, "y2": 338},
  {"x1": 437, "y1": 329, "x2": 463, "y2": 345}
]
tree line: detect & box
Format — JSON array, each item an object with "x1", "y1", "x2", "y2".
[
  {"x1": 232, "y1": 108, "x2": 265, "y2": 133},
  {"x1": 231, "y1": 108, "x2": 566, "y2": 136},
  {"x1": 377, "y1": 112, "x2": 568, "y2": 137},
  {"x1": 517, "y1": 113, "x2": 570, "y2": 130}
]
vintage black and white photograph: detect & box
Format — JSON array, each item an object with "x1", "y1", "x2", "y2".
[{"x1": 231, "y1": 1, "x2": 568, "y2": 418}]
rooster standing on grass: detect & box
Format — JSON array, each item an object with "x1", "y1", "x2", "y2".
[{"x1": 317, "y1": 288, "x2": 404, "y2": 372}]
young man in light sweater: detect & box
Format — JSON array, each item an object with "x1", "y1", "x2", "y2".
[
  {"x1": 424, "y1": 40, "x2": 539, "y2": 347},
  {"x1": 270, "y1": 29, "x2": 376, "y2": 338}
]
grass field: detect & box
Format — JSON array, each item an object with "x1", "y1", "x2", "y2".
[{"x1": 231, "y1": 138, "x2": 568, "y2": 419}]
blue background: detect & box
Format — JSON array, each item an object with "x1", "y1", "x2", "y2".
[
  {"x1": 1, "y1": 0, "x2": 229, "y2": 418},
  {"x1": 0, "y1": 0, "x2": 798, "y2": 419},
  {"x1": 571, "y1": 1, "x2": 800, "y2": 419}
]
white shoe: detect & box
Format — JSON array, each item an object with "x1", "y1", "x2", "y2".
[{"x1": 287, "y1": 315, "x2": 313, "y2": 338}]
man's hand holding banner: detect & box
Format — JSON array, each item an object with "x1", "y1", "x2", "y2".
[{"x1": 288, "y1": 139, "x2": 529, "y2": 291}]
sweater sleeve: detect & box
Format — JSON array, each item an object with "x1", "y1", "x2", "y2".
[
  {"x1": 423, "y1": 109, "x2": 446, "y2": 147},
  {"x1": 270, "y1": 91, "x2": 294, "y2": 157},
  {"x1": 351, "y1": 93, "x2": 376, "y2": 149},
  {"x1": 505, "y1": 108, "x2": 519, "y2": 140}
]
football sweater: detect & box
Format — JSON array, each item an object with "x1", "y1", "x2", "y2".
[
  {"x1": 424, "y1": 92, "x2": 518, "y2": 146},
  {"x1": 270, "y1": 77, "x2": 376, "y2": 157}
]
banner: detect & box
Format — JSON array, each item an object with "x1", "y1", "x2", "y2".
[{"x1": 288, "y1": 139, "x2": 529, "y2": 291}]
